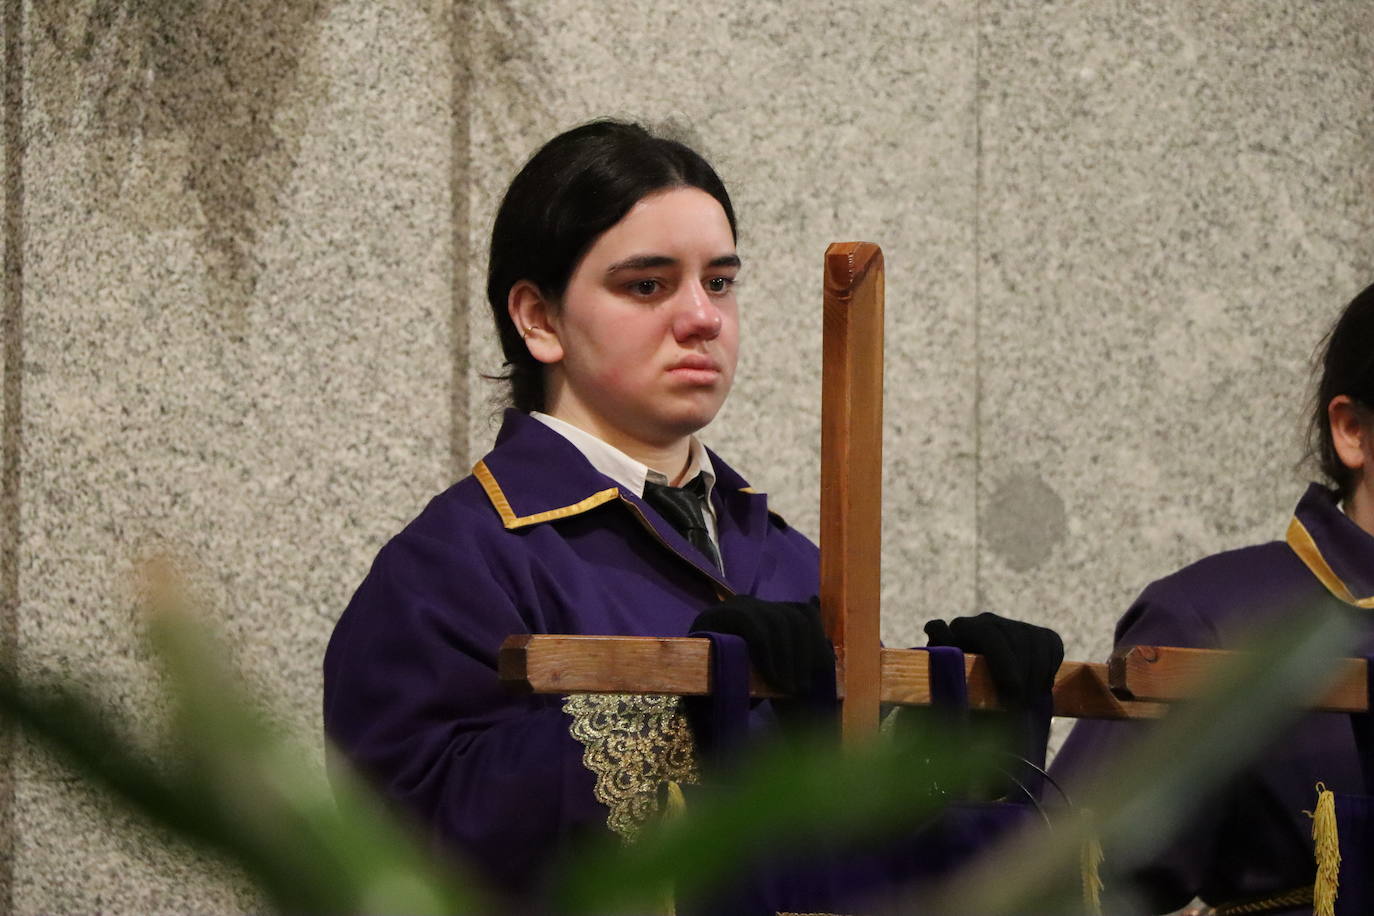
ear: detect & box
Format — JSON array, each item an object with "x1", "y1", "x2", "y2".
[
  {"x1": 1328, "y1": 395, "x2": 1371, "y2": 472},
  {"x1": 507, "y1": 281, "x2": 564, "y2": 365}
]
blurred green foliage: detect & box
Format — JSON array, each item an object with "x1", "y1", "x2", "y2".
[
  {"x1": 0, "y1": 566, "x2": 1357, "y2": 915},
  {"x1": 0, "y1": 569, "x2": 481, "y2": 915}
]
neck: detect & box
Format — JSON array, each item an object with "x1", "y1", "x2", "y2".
[
  {"x1": 631, "y1": 438, "x2": 694, "y2": 484},
  {"x1": 1349, "y1": 479, "x2": 1374, "y2": 538},
  {"x1": 543, "y1": 404, "x2": 694, "y2": 483}
]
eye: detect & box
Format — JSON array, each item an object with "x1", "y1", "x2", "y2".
[
  {"x1": 705, "y1": 276, "x2": 736, "y2": 294},
  {"x1": 628, "y1": 279, "x2": 663, "y2": 297}
]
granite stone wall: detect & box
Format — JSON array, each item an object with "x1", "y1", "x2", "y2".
[
  {"x1": 4, "y1": 0, "x2": 459, "y2": 909},
  {"x1": 2, "y1": 0, "x2": 1372, "y2": 910},
  {"x1": 976, "y1": 0, "x2": 1374, "y2": 672}
]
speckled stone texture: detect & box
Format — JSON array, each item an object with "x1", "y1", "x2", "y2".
[
  {"x1": 3, "y1": 1, "x2": 24, "y2": 910},
  {"x1": 974, "y1": 2, "x2": 1374, "y2": 758},
  {"x1": 15, "y1": 777, "x2": 261, "y2": 914},
  {"x1": 5, "y1": 0, "x2": 1374, "y2": 910},
  {"x1": 1, "y1": 1, "x2": 18, "y2": 909},
  {"x1": 9, "y1": 0, "x2": 456, "y2": 910}
]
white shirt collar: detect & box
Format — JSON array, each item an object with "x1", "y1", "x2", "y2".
[{"x1": 530, "y1": 411, "x2": 717, "y2": 501}]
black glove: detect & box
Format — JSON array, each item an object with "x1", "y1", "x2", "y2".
[
  {"x1": 924, "y1": 612, "x2": 1063, "y2": 801},
  {"x1": 690, "y1": 595, "x2": 834, "y2": 697},
  {"x1": 923, "y1": 612, "x2": 1062, "y2": 713}
]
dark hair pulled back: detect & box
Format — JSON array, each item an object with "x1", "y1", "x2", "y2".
[
  {"x1": 486, "y1": 120, "x2": 737, "y2": 412},
  {"x1": 1309, "y1": 282, "x2": 1374, "y2": 497}
]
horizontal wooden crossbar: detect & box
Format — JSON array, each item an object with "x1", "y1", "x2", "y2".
[
  {"x1": 498, "y1": 635, "x2": 1167, "y2": 720},
  {"x1": 1109, "y1": 644, "x2": 1369, "y2": 713}
]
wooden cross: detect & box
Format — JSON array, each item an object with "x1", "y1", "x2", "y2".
[{"x1": 499, "y1": 242, "x2": 1373, "y2": 739}]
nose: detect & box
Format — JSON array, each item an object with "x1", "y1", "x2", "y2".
[{"x1": 671, "y1": 281, "x2": 723, "y2": 343}]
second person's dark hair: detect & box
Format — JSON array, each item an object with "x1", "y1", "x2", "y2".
[
  {"x1": 1309, "y1": 281, "x2": 1374, "y2": 497},
  {"x1": 486, "y1": 120, "x2": 737, "y2": 412}
]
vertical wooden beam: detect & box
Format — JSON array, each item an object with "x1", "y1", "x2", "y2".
[{"x1": 821, "y1": 242, "x2": 885, "y2": 741}]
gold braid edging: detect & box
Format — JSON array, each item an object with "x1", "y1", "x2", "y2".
[
  {"x1": 562, "y1": 693, "x2": 702, "y2": 842},
  {"x1": 562, "y1": 697, "x2": 860, "y2": 916},
  {"x1": 1212, "y1": 885, "x2": 1314, "y2": 915}
]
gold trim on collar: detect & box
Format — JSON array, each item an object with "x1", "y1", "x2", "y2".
[
  {"x1": 1286, "y1": 517, "x2": 1374, "y2": 608},
  {"x1": 736, "y1": 486, "x2": 789, "y2": 524},
  {"x1": 474, "y1": 460, "x2": 620, "y2": 530}
]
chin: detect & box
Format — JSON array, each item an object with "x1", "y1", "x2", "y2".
[
  {"x1": 655, "y1": 407, "x2": 720, "y2": 441},
  {"x1": 638, "y1": 390, "x2": 731, "y2": 442}
]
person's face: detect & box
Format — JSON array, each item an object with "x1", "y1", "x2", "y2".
[{"x1": 537, "y1": 187, "x2": 740, "y2": 450}]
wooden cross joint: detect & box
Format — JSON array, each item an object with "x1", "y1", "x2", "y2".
[{"x1": 498, "y1": 242, "x2": 1374, "y2": 729}]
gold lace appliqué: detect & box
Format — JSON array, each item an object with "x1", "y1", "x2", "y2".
[{"x1": 563, "y1": 693, "x2": 702, "y2": 841}]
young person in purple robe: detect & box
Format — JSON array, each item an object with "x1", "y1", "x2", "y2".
[
  {"x1": 323, "y1": 120, "x2": 1061, "y2": 910},
  {"x1": 1051, "y1": 284, "x2": 1374, "y2": 915}
]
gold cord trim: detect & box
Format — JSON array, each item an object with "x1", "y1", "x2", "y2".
[
  {"x1": 473, "y1": 460, "x2": 620, "y2": 530},
  {"x1": 1286, "y1": 518, "x2": 1374, "y2": 608},
  {"x1": 1212, "y1": 884, "x2": 1314, "y2": 915},
  {"x1": 562, "y1": 693, "x2": 701, "y2": 842}
]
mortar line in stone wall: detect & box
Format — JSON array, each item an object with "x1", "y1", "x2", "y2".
[
  {"x1": 0, "y1": 0, "x2": 24, "y2": 907},
  {"x1": 448, "y1": 6, "x2": 471, "y2": 478},
  {"x1": 972, "y1": 0, "x2": 984, "y2": 612}
]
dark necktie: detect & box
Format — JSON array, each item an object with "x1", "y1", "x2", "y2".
[{"x1": 642, "y1": 475, "x2": 722, "y2": 572}]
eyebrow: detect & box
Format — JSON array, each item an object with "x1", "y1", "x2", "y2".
[{"x1": 605, "y1": 254, "x2": 742, "y2": 274}]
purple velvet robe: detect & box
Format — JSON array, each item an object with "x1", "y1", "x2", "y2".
[
  {"x1": 323, "y1": 410, "x2": 819, "y2": 893},
  {"x1": 1051, "y1": 484, "x2": 1374, "y2": 913}
]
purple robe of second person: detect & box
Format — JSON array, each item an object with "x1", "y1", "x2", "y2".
[
  {"x1": 323, "y1": 409, "x2": 820, "y2": 893},
  {"x1": 1051, "y1": 484, "x2": 1374, "y2": 914}
]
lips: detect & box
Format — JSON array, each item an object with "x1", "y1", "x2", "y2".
[
  {"x1": 669, "y1": 354, "x2": 720, "y2": 372},
  {"x1": 666, "y1": 354, "x2": 724, "y2": 388}
]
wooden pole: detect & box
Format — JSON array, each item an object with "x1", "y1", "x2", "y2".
[
  {"x1": 820, "y1": 242, "x2": 886, "y2": 742},
  {"x1": 501, "y1": 636, "x2": 1374, "y2": 718},
  {"x1": 1110, "y1": 644, "x2": 1370, "y2": 713},
  {"x1": 498, "y1": 636, "x2": 1167, "y2": 720}
]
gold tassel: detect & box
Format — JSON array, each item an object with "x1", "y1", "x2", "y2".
[
  {"x1": 1080, "y1": 810, "x2": 1104, "y2": 916},
  {"x1": 664, "y1": 780, "x2": 688, "y2": 820},
  {"x1": 1310, "y1": 782, "x2": 1339, "y2": 916},
  {"x1": 660, "y1": 781, "x2": 688, "y2": 916}
]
